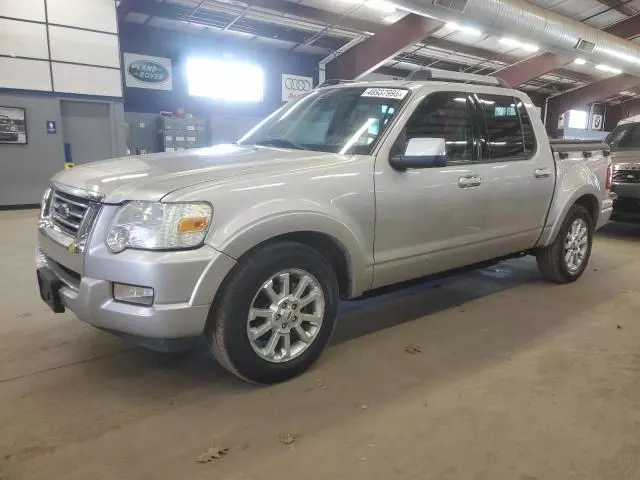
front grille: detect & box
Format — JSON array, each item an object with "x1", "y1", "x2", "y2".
[
  {"x1": 42, "y1": 186, "x2": 102, "y2": 244},
  {"x1": 613, "y1": 170, "x2": 640, "y2": 184},
  {"x1": 50, "y1": 189, "x2": 92, "y2": 236}
]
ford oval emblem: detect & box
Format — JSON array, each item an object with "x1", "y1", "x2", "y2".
[{"x1": 128, "y1": 60, "x2": 169, "y2": 84}]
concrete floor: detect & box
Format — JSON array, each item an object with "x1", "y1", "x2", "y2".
[{"x1": 2, "y1": 210, "x2": 640, "y2": 480}]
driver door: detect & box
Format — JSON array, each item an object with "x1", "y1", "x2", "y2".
[{"x1": 372, "y1": 90, "x2": 494, "y2": 289}]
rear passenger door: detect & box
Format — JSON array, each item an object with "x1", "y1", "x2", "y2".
[{"x1": 473, "y1": 93, "x2": 555, "y2": 254}]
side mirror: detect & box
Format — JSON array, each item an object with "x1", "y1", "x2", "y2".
[{"x1": 389, "y1": 137, "x2": 448, "y2": 170}]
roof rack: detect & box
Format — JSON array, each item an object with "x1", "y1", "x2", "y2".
[
  {"x1": 316, "y1": 79, "x2": 356, "y2": 88},
  {"x1": 407, "y1": 68, "x2": 511, "y2": 88}
]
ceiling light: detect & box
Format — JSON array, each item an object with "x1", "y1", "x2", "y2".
[
  {"x1": 596, "y1": 64, "x2": 623, "y2": 74},
  {"x1": 573, "y1": 58, "x2": 586, "y2": 65},
  {"x1": 620, "y1": 91, "x2": 636, "y2": 97},
  {"x1": 365, "y1": 0, "x2": 396, "y2": 13},
  {"x1": 500, "y1": 37, "x2": 539, "y2": 52},
  {"x1": 447, "y1": 22, "x2": 482, "y2": 36},
  {"x1": 499, "y1": 37, "x2": 522, "y2": 48}
]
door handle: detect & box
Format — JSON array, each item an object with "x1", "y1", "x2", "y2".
[
  {"x1": 458, "y1": 175, "x2": 482, "y2": 188},
  {"x1": 534, "y1": 168, "x2": 551, "y2": 178}
]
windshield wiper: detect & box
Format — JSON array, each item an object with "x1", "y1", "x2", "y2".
[{"x1": 254, "y1": 138, "x2": 305, "y2": 150}]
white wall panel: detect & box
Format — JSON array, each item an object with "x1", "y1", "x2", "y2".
[
  {"x1": 0, "y1": 19, "x2": 49, "y2": 59},
  {"x1": 46, "y1": 0, "x2": 118, "y2": 33},
  {"x1": 0, "y1": 58, "x2": 52, "y2": 91},
  {"x1": 52, "y1": 63, "x2": 122, "y2": 97},
  {"x1": 0, "y1": 0, "x2": 45, "y2": 22},
  {"x1": 49, "y1": 26, "x2": 120, "y2": 68}
]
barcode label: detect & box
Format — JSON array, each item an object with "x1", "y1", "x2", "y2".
[{"x1": 361, "y1": 88, "x2": 408, "y2": 99}]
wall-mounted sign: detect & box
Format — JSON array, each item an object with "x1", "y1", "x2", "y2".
[
  {"x1": 282, "y1": 74, "x2": 313, "y2": 102},
  {"x1": 591, "y1": 114, "x2": 603, "y2": 130},
  {"x1": 47, "y1": 121, "x2": 57, "y2": 134},
  {"x1": 124, "y1": 53, "x2": 173, "y2": 91}
]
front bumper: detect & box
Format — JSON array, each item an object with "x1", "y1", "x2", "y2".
[
  {"x1": 611, "y1": 184, "x2": 640, "y2": 222},
  {"x1": 37, "y1": 244, "x2": 236, "y2": 339}
]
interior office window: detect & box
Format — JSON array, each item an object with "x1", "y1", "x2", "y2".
[
  {"x1": 476, "y1": 94, "x2": 524, "y2": 161},
  {"x1": 186, "y1": 58, "x2": 264, "y2": 102},
  {"x1": 401, "y1": 92, "x2": 474, "y2": 163}
]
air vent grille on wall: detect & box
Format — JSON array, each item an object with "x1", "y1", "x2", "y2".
[
  {"x1": 575, "y1": 39, "x2": 596, "y2": 52},
  {"x1": 433, "y1": 0, "x2": 468, "y2": 13}
]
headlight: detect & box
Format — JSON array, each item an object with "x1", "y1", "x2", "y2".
[{"x1": 106, "y1": 202, "x2": 212, "y2": 253}]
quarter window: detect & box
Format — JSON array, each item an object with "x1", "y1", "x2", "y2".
[{"x1": 400, "y1": 91, "x2": 475, "y2": 164}]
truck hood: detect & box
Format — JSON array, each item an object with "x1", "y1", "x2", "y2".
[
  {"x1": 611, "y1": 150, "x2": 640, "y2": 168},
  {"x1": 52, "y1": 144, "x2": 346, "y2": 203}
]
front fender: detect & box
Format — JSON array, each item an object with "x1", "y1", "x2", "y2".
[{"x1": 206, "y1": 202, "x2": 373, "y2": 297}]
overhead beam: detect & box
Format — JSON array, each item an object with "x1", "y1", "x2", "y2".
[
  {"x1": 326, "y1": 15, "x2": 443, "y2": 80},
  {"x1": 549, "y1": 74, "x2": 640, "y2": 113},
  {"x1": 495, "y1": 13, "x2": 640, "y2": 86},
  {"x1": 594, "y1": 0, "x2": 636, "y2": 17}
]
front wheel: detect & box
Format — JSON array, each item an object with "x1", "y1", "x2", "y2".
[
  {"x1": 205, "y1": 242, "x2": 339, "y2": 384},
  {"x1": 536, "y1": 204, "x2": 593, "y2": 283}
]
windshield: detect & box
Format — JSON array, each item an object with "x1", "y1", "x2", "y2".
[
  {"x1": 238, "y1": 87, "x2": 407, "y2": 155},
  {"x1": 605, "y1": 123, "x2": 640, "y2": 151}
]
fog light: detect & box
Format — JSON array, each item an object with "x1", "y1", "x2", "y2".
[{"x1": 113, "y1": 283, "x2": 154, "y2": 306}]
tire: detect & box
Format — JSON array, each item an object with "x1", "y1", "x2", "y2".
[
  {"x1": 536, "y1": 204, "x2": 593, "y2": 284},
  {"x1": 205, "y1": 241, "x2": 339, "y2": 384}
]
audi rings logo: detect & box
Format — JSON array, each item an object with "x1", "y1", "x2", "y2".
[{"x1": 285, "y1": 78, "x2": 312, "y2": 92}]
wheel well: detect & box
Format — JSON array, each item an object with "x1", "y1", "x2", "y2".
[
  {"x1": 248, "y1": 232, "x2": 351, "y2": 299},
  {"x1": 574, "y1": 194, "x2": 599, "y2": 225}
]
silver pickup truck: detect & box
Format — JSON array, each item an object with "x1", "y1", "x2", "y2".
[{"x1": 36, "y1": 70, "x2": 614, "y2": 383}]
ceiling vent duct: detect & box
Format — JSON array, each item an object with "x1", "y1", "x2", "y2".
[
  {"x1": 432, "y1": 0, "x2": 469, "y2": 13},
  {"x1": 394, "y1": 0, "x2": 640, "y2": 76}
]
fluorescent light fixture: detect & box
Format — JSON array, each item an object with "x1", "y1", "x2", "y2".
[
  {"x1": 596, "y1": 64, "x2": 623, "y2": 74},
  {"x1": 364, "y1": 0, "x2": 396, "y2": 13},
  {"x1": 186, "y1": 57, "x2": 264, "y2": 102},
  {"x1": 499, "y1": 37, "x2": 538, "y2": 52},
  {"x1": 499, "y1": 37, "x2": 522, "y2": 48},
  {"x1": 620, "y1": 91, "x2": 636, "y2": 97},
  {"x1": 573, "y1": 58, "x2": 586, "y2": 65},
  {"x1": 446, "y1": 22, "x2": 482, "y2": 36},
  {"x1": 567, "y1": 110, "x2": 588, "y2": 129}
]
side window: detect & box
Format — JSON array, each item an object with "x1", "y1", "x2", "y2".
[
  {"x1": 476, "y1": 94, "x2": 524, "y2": 161},
  {"x1": 401, "y1": 91, "x2": 475, "y2": 164},
  {"x1": 516, "y1": 100, "x2": 536, "y2": 158}
]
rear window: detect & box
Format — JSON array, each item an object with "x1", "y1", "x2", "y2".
[
  {"x1": 606, "y1": 123, "x2": 640, "y2": 151},
  {"x1": 475, "y1": 94, "x2": 525, "y2": 161}
]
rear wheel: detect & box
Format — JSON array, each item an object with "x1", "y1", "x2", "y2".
[
  {"x1": 536, "y1": 204, "x2": 593, "y2": 283},
  {"x1": 205, "y1": 242, "x2": 339, "y2": 384}
]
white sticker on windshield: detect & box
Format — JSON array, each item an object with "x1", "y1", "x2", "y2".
[{"x1": 361, "y1": 88, "x2": 408, "y2": 100}]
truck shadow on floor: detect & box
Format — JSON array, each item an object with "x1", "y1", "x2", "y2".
[{"x1": 101, "y1": 257, "x2": 545, "y2": 385}]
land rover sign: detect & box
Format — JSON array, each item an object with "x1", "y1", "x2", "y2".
[{"x1": 124, "y1": 53, "x2": 173, "y2": 91}]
